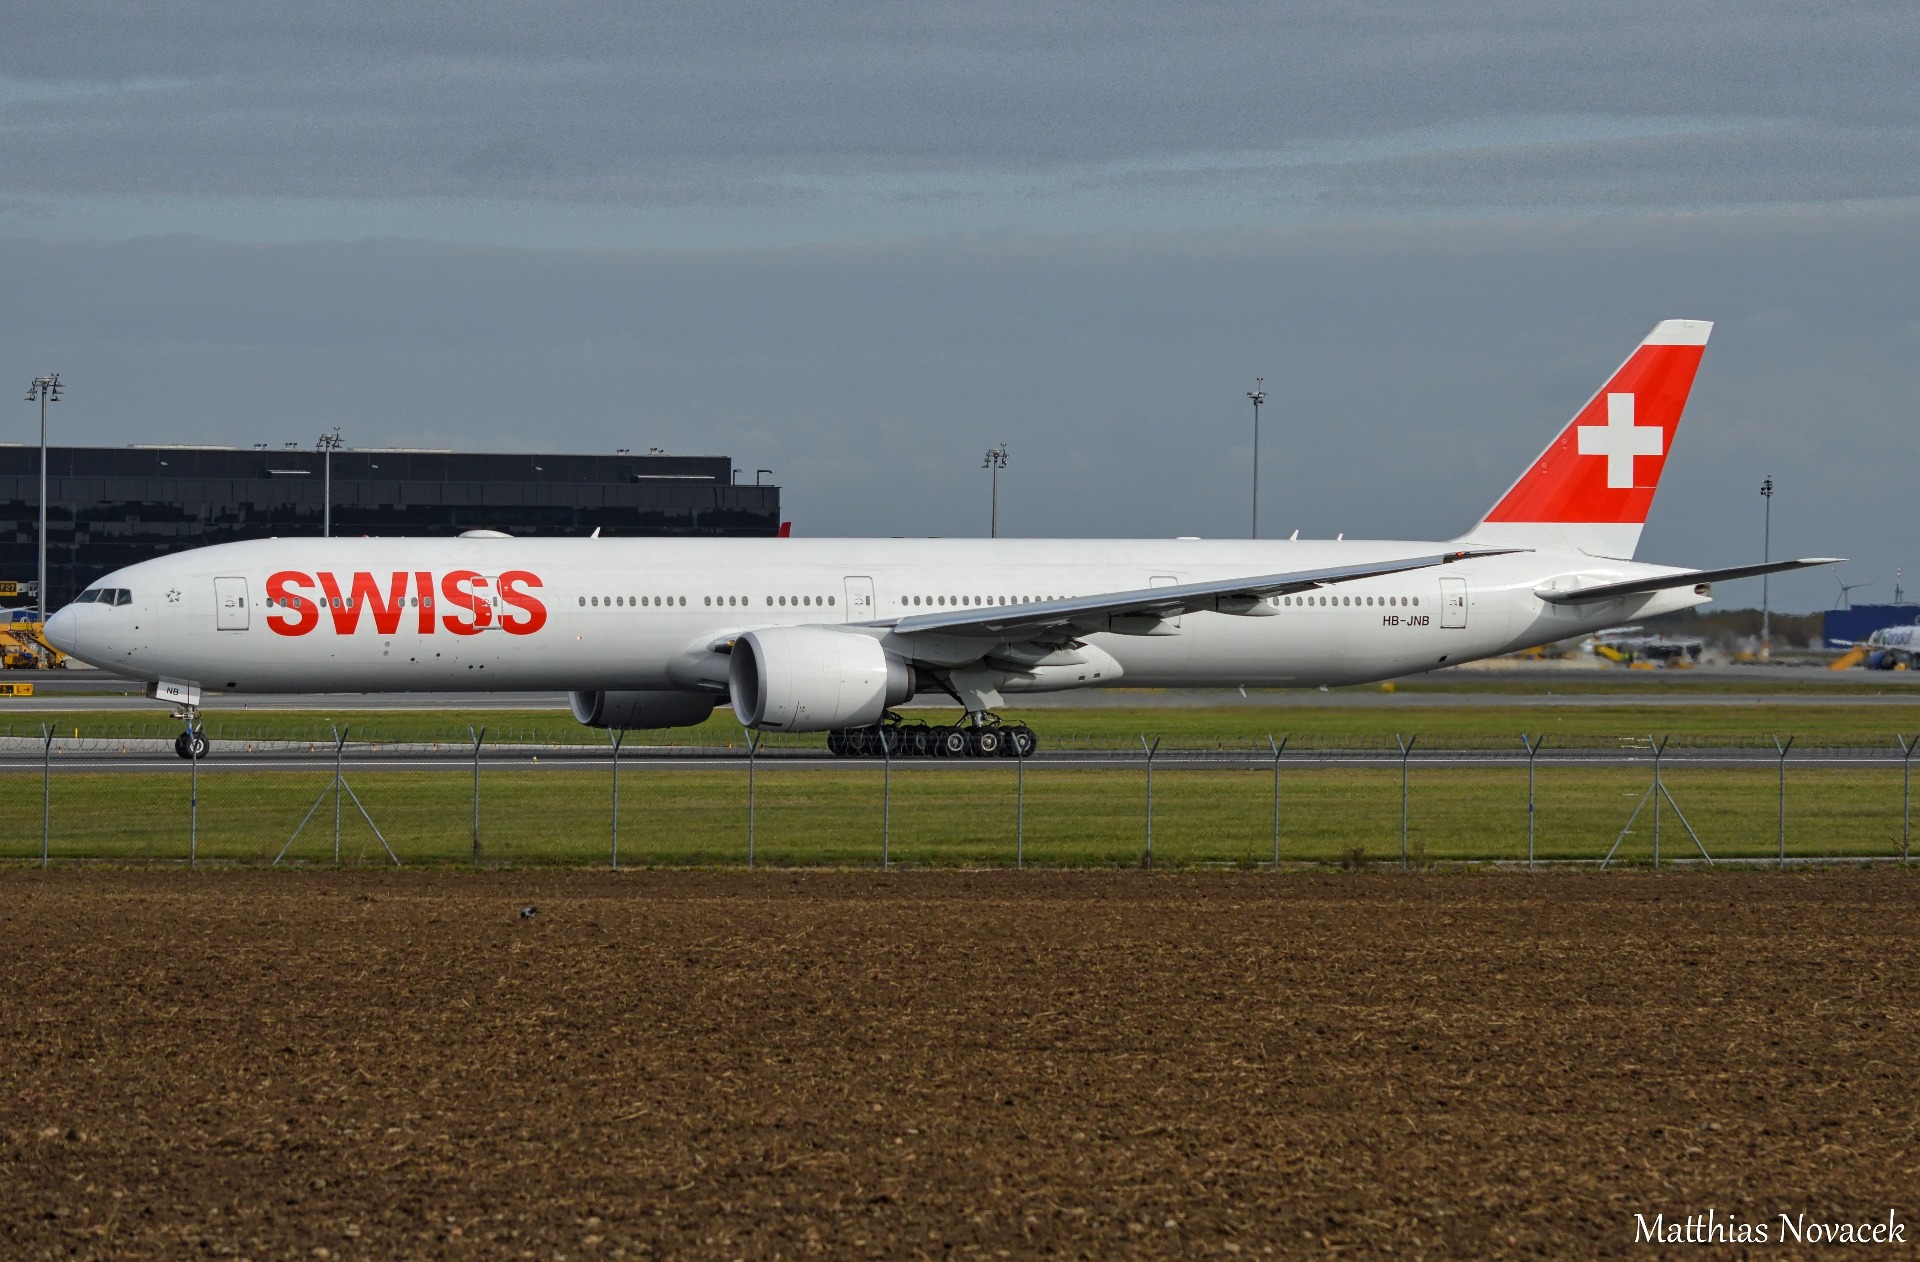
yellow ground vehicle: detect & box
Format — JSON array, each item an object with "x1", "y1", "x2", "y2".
[{"x1": 0, "y1": 599, "x2": 65, "y2": 669}]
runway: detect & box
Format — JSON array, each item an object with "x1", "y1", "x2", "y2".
[{"x1": 4, "y1": 663, "x2": 1918, "y2": 716}]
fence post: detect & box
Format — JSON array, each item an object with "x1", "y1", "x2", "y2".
[
  {"x1": 1520, "y1": 734, "x2": 1543, "y2": 870},
  {"x1": 1772, "y1": 734, "x2": 1794, "y2": 868},
  {"x1": 469, "y1": 725, "x2": 485, "y2": 867},
  {"x1": 1396, "y1": 734, "x2": 1415, "y2": 870},
  {"x1": 609, "y1": 728, "x2": 624, "y2": 871},
  {"x1": 880, "y1": 727, "x2": 892, "y2": 871},
  {"x1": 40, "y1": 724, "x2": 53, "y2": 869},
  {"x1": 189, "y1": 721, "x2": 200, "y2": 870},
  {"x1": 1014, "y1": 728, "x2": 1025, "y2": 869},
  {"x1": 1899, "y1": 734, "x2": 1917, "y2": 864},
  {"x1": 1267, "y1": 735, "x2": 1287, "y2": 868},
  {"x1": 1141, "y1": 735, "x2": 1159, "y2": 869},
  {"x1": 331, "y1": 723, "x2": 346, "y2": 866},
  {"x1": 746, "y1": 729, "x2": 760, "y2": 869},
  {"x1": 1651, "y1": 734, "x2": 1663, "y2": 870}
]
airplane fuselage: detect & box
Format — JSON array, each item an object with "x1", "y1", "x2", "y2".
[{"x1": 51, "y1": 535, "x2": 1708, "y2": 695}]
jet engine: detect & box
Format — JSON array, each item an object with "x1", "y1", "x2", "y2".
[
  {"x1": 569, "y1": 690, "x2": 717, "y2": 730},
  {"x1": 728, "y1": 627, "x2": 916, "y2": 731}
]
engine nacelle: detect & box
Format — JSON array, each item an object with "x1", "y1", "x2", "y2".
[
  {"x1": 568, "y1": 689, "x2": 717, "y2": 730},
  {"x1": 728, "y1": 627, "x2": 915, "y2": 731}
]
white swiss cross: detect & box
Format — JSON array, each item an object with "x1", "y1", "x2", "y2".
[{"x1": 1577, "y1": 393, "x2": 1663, "y2": 489}]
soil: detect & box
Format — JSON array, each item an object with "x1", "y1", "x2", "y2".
[{"x1": 3, "y1": 869, "x2": 1916, "y2": 1260}]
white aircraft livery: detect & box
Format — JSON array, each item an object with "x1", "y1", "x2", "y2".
[{"x1": 45, "y1": 320, "x2": 1838, "y2": 759}]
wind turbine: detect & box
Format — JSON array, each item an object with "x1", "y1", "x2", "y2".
[{"x1": 1835, "y1": 575, "x2": 1873, "y2": 610}]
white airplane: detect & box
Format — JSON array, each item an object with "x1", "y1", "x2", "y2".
[{"x1": 45, "y1": 319, "x2": 1838, "y2": 759}]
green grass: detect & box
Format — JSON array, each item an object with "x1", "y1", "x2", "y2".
[
  {"x1": 3, "y1": 761, "x2": 1911, "y2": 868},
  {"x1": 8, "y1": 700, "x2": 1920, "y2": 748}
]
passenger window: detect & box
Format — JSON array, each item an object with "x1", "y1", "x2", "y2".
[
  {"x1": 827, "y1": 596, "x2": 834, "y2": 605},
  {"x1": 579, "y1": 597, "x2": 586, "y2": 607}
]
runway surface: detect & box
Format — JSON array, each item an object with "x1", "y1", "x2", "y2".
[{"x1": 5, "y1": 664, "x2": 1919, "y2": 715}]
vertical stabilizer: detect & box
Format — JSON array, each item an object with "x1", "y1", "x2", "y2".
[{"x1": 1462, "y1": 319, "x2": 1711, "y2": 559}]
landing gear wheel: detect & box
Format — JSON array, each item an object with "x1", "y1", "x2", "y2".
[
  {"x1": 826, "y1": 730, "x2": 849, "y2": 757},
  {"x1": 969, "y1": 727, "x2": 1002, "y2": 757},
  {"x1": 934, "y1": 726, "x2": 970, "y2": 758},
  {"x1": 1003, "y1": 725, "x2": 1037, "y2": 758},
  {"x1": 174, "y1": 730, "x2": 210, "y2": 760}
]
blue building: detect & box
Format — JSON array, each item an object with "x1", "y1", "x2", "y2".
[{"x1": 1823, "y1": 604, "x2": 1920, "y2": 648}]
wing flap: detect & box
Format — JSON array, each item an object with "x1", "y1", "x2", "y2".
[{"x1": 880, "y1": 548, "x2": 1520, "y2": 639}]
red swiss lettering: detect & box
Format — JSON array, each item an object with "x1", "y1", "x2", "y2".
[
  {"x1": 265, "y1": 571, "x2": 319, "y2": 636},
  {"x1": 497, "y1": 570, "x2": 547, "y2": 635},
  {"x1": 439, "y1": 570, "x2": 489, "y2": 635},
  {"x1": 415, "y1": 570, "x2": 435, "y2": 634},
  {"x1": 317, "y1": 572, "x2": 408, "y2": 635}
]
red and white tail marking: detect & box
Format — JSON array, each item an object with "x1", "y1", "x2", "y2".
[{"x1": 1464, "y1": 319, "x2": 1711, "y2": 559}]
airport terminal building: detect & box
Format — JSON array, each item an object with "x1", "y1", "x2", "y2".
[{"x1": 0, "y1": 445, "x2": 781, "y2": 609}]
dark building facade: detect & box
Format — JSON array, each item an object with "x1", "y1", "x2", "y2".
[{"x1": 0, "y1": 445, "x2": 780, "y2": 609}]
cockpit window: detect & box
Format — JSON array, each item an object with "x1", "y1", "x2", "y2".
[
  {"x1": 112, "y1": 589, "x2": 133, "y2": 606},
  {"x1": 73, "y1": 589, "x2": 101, "y2": 604}
]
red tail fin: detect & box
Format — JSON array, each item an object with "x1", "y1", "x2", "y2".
[
  {"x1": 777, "y1": 521, "x2": 793, "y2": 538},
  {"x1": 1465, "y1": 319, "x2": 1711, "y2": 559}
]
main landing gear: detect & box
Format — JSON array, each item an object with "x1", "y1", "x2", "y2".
[{"x1": 827, "y1": 714, "x2": 1037, "y2": 759}]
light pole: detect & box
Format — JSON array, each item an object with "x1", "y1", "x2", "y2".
[
  {"x1": 1760, "y1": 476, "x2": 1774, "y2": 657},
  {"x1": 1247, "y1": 378, "x2": 1266, "y2": 539},
  {"x1": 317, "y1": 428, "x2": 343, "y2": 537},
  {"x1": 24, "y1": 373, "x2": 61, "y2": 621},
  {"x1": 982, "y1": 443, "x2": 1008, "y2": 537}
]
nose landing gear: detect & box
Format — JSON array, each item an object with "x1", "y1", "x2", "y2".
[{"x1": 172, "y1": 709, "x2": 210, "y2": 760}]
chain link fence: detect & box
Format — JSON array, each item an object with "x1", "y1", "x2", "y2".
[{"x1": 2, "y1": 726, "x2": 1915, "y2": 869}]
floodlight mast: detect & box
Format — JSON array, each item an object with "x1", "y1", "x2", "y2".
[
  {"x1": 316, "y1": 428, "x2": 343, "y2": 537},
  {"x1": 982, "y1": 443, "x2": 1009, "y2": 538},
  {"x1": 24, "y1": 373, "x2": 61, "y2": 620},
  {"x1": 1247, "y1": 379, "x2": 1266, "y2": 539},
  {"x1": 1760, "y1": 476, "x2": 1774, "y2": 657}
]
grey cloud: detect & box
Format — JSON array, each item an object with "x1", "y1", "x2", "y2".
[
  {"x1": 1, "y1": 208, "x2": 1914, "y2": 612},
  {"x1": 2, "y1": 3, "x2": 1918, "y2": 215}
]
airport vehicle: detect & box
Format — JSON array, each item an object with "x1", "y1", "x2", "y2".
[
  {"x1": 43, "y1": 319, "x2": 1839, "y2": 759},
  {"x1": 1584, "y1": 626, "x2": 1705, "y2": 666},
  {"x1": 0, "y1": 607, "x2": 63, "y2": 670}
]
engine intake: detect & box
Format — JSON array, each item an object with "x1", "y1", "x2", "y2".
[
  {"x1": 568, "y1": 690, "x2": 717, "y2": 730},
  {"x1": 728, "y1": 627, "x2": 915, "y2": 731}
]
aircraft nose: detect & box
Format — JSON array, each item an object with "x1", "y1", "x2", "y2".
[{"x1": 43, "y1": 605, "x2": 77, "y2": 654}]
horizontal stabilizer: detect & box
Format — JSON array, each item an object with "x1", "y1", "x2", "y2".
[{"x1": 1534, "y1": 558, "x2": 1843, "y2": 605}]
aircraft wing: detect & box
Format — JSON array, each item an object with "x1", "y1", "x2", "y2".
[
  {"x1": 876, "y1": 547, "x2": 1520, "y2": 639},
  {"x1": 1534, "y1": 558, "x2": 1843, "y2": 605}
]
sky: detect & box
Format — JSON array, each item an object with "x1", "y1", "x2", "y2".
[{"x1": 3, "y1": 2, "x2": 1918, "y2": 612}]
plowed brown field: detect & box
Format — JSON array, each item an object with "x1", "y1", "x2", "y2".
[{"x1": 3, "y1": 870, "x2": 1917, "y2": 1260}]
